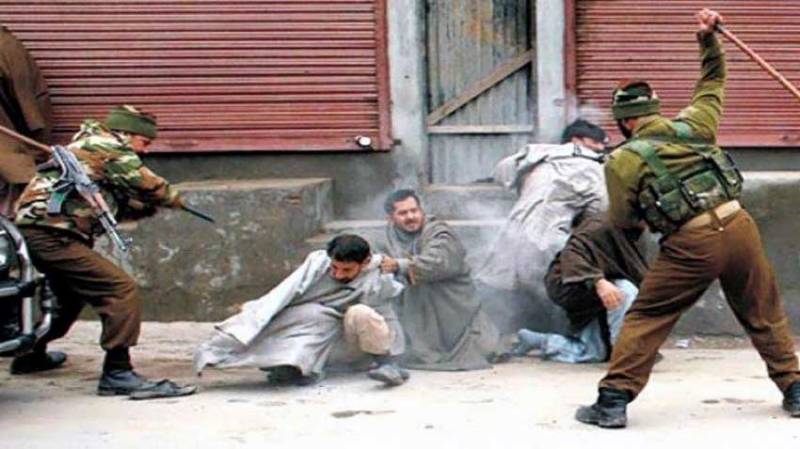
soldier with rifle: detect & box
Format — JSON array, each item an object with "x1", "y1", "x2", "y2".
[{"x1": 6, "y1": 105, "x2": 199, "y2": 399}]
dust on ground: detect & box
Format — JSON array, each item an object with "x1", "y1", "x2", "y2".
[{"x1": 1, "y1": 321, "x2": 798, "y2": 449}]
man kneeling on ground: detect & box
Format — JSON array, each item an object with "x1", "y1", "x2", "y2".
[
  {"x1": 513, "y1": 213, "x2": 647, "y2": 363},
  {"x1": 194, "y1": 234, "x2": 409, "y2": 387}
]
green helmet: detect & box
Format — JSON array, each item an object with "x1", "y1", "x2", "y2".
[
  {"x1": 104, "y1": 105, "x2": 158, "y2": 139},
  {"x1": 611, "y1": 80, "x2": 660, "y2": 120}
]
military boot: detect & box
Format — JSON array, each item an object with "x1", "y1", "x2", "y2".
[
  {"x1": 575, "y1": 387, "x2": 631, "y2": 428},
  {"x1": 783, "y1": 381, "x2": 800, "y2": 417},
  {"x1": 10, "y1": 350, "x2": 67, "y2": 374},
  {"x1": 97, "y1": 369, "x2": 155, "y2": 396}
]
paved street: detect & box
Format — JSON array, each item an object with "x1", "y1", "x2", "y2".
[{"x1": 1, "y1": 321, "x2": 799, "y2": 449}]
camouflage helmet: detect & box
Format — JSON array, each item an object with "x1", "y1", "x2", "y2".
[
  {"x1": 104, "y1": 105, "x2": 157, "y2": 139},
  {"x1": 611, "y1": 80, "x2": 661, "y2": 120}
]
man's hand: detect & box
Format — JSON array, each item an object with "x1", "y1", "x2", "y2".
[
  {"x1": 696, "y1": 8, "x2": 724, "y2": 36},
  {"x1": 595, "y1": 279, "x2": 624, "y2": 310},
  {"x1": 380, "y1": 256, "x2": 399, "y2": 274}
]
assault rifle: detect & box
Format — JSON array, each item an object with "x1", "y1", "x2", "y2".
[
  {"x1": 0, "y1": 123, "x2": 215, "y2": 254},
  {"x1": 46, "y1": 145, "x2": 131, "y2": 252}
]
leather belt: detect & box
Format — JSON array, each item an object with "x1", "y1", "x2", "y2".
[{"x1": 681, "y1": 200, "x2": 741, "y2": 231}]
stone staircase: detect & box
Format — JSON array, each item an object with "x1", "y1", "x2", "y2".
[
  {"x1": 108, "y1": 178, "x2": 334, "y2": 321},
  {"x1": 303, "y1": 184, "x2": 513, "y2": 270}
]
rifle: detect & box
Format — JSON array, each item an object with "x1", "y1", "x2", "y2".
[
  {"x1": 0, "y1": 123, "x2": 215, "y2": 253},
  {"x1": 46, "y1": 145, "x2": 132, "y2": 252}
]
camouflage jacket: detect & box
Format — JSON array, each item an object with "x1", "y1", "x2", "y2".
[
  {"x1": 604, "y1": 32, "x2": 726, "y2": 229},
  {"x1": 15, "y1": 120, "x2": 180, "y2": 241}
]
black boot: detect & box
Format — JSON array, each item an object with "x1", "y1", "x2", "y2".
[
  {"x1": 98, "y1": 369, "x2": 155, "y2": 396},
  {"x1": 10, "y1": 350, "x2": 67, "y2": 374},
  {"x1": 367, "y1": 355, "x2": 409, "y2": 387},
  {"x1": 784, "y1": 381, "x2": 800, "y2": 417},
  {"x1": 575, "y1": 387, "x2": 631, "y2": 428},
  {"x1": 98, "y1": 347, "x2": 152, "y2": 396}
]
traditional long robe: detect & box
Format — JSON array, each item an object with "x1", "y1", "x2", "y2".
[
  {"x1": 378, "y1": 218, "x2": 499, "y2": 371},
  {"x1": 194, "y1": 251, "x2": 404, "y2": 377},
  {"x1": 476, "y1": 143, "x2": 607, "y2": 313}
]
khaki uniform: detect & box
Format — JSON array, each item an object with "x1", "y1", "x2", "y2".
[
  {"x1": 0, "y1": 26, "x2": 53, "y2": 215},
  {"x1": 600, "y1": 33, "x2": 800, "y2": 398}
]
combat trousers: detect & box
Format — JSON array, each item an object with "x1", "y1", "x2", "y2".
[
  {"x1": 20, "y1": 227, "x2": 141, "y2": 353},
  {"x1": 599, "y1": 210, "x2": 800, "y2": 398}
]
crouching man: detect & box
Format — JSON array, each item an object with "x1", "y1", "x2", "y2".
[
  {"x1": 378, "y1": 189, "x2": 500, "y2": 371},
  {"x1": 195, "y1": 234, "x2": 409, "y2": 387},
  {"x1": 512, "y1": 213, "x2": 647, "y2": 363}
]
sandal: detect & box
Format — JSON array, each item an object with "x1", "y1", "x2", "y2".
[{"x1": 129, "y1": 379, "x2": 197, "y2": 400}]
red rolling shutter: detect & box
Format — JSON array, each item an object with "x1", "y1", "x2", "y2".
[
  {"x1": 568, "y1": 0, "x2": 800, "y2": 147},
  {"x1": 0, "y1": 0, "x2": 391, "y2": 152}
]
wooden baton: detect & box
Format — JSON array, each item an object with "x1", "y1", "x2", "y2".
[{"x1": 716, "y1": 24, "x2": 800, "y2": 103}]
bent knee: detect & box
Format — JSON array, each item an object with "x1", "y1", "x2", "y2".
[{"x1": 344, "y1": 304, "x2": 385, "y2": 327}]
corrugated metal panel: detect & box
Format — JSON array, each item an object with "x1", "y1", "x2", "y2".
[
  {"x1": 571, "y1": 0, "x2": 800, "y2": 147},
  {"x1": 0, "y1": 0, "x2": 391, "y2": 152},
  {"x1": 427, "y1": 0, "x2": 533, "y2": 184}
]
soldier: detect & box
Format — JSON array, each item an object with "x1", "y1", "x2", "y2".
[
  {"x1": 0, "y1": 25, "x2": 53, "y2": 217},
  {"x1": 11, "y1": 105, "x2": 196, "y2": 398},
  {"x1": 575, "y1": 9, "x2": 800, "y2": 428}
]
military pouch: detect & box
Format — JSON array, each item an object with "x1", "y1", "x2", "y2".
[
  {"x1": 680, "y1": 167, "x2": 727, "y2": 210},
  {"x1": 639, "y1": 179, "x2": 691, "y2": 233},
  {"x1": 707, "y1": 150, "x2": 743, "y2": 199},
  {"x1": 627, "y1": 135, "x2": 743, "y2": 235}
]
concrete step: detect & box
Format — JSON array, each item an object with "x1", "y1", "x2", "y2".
[
  {"x1": 98, "y1": 177, "x2": 334, "y2": 321},
  {"x1": 422, "y1": 183, "x2": 514, "y2": 220}
]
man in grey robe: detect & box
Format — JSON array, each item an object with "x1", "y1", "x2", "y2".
[
  {"x1": 195, "y1": 234, "x2": 410, "y2": 387},
  {"x1": 378, "y1": 189, "x2": 500, "y2": 371},
  {"x1": 476, "y1": 119, "x2": 609, "y2": 330}
]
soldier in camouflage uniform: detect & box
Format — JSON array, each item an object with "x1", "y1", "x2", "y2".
[
  {"x1": 11, "y1": 105, "x2": 193, "y2": 397},
  {"x1": 575, "y1": 9, "x2": 800, "y2": 428}
]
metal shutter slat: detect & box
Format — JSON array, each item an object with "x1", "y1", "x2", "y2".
[
  {"x1": 571, "y1": 0, "x2": 800, "y2": 147},
  {"x1": 0, "y1": 0, "x2": 391, "y2": 152}
]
